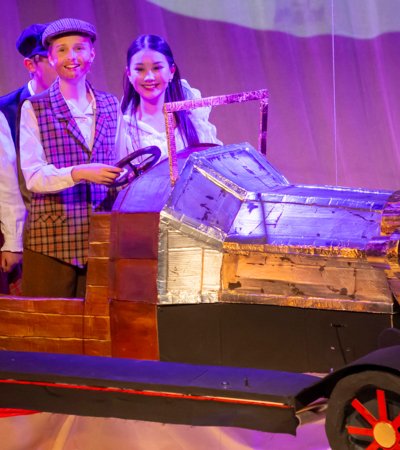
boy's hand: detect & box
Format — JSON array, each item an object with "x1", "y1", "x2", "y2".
[
  {"x1": 1, "y1": 251, "x2": 22, "y2": 273},
  {"x1": 72, "y1": 163, "x2": 123, "y2": 185}
]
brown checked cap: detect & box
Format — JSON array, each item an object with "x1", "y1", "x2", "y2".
[{"x1": 42, "y1": 18, "x2": 96, "y2": 48}]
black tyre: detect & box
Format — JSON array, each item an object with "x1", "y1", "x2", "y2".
[{"x1": 325, "y1": 371, "x2": 400, "y2": 449}]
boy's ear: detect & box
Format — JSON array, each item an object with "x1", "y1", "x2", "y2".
[
  {"x1": 23, "y1": 58, "x2": 36, "y2": 75},
  {"x1": 47, "y1": 53, "x2": 55, "y2": 67},
  {"x1": 90, "y1": 47, "x2": 95, "y2": 63}
]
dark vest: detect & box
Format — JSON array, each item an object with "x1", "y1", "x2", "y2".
[
  {"x1": 24, "y1": 79, "x2": 119, "y2": 267},
  {"x1": 0, "y1": 84, "x2": 30, "y2": 143}
]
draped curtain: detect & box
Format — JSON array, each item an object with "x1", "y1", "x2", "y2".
[{"x1": 1, "y1": 0, "x2": 399, "y2": 189}]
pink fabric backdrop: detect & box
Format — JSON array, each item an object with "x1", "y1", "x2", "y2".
[
  {"x1": 1, "y1": 0, "x2": 399, "y2": 189},
  {"x1": 0, "y1": 412, "x2": 329, "y2": 450}
]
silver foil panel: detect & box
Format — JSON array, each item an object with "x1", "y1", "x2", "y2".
[
  {"x1": 229, "y1": 196, "x2": 386, "y2": 248},
  {"x1": 164, "y1": 143, "x2": 288, "y2": 237},
  {"x1": 157, "y1": 212, "x2": 223, "y2": 305}
]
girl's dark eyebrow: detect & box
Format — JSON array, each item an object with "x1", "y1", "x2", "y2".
[{"x1": 134, "y1": 61, "x2": 164, "y2": 66}]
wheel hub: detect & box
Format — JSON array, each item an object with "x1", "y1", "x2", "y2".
[{"x1": 373, "y1": 421, "x2": 397, "y2": 448}]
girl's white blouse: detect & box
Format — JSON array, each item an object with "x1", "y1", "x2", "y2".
[{"x1": 119, "y1": 80, "x2": 222, "y2": 162}]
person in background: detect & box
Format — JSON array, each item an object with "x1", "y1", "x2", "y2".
[
  {"x1": 0, "y1": 23, "x2": 57, "y2": 145},
  {"x1": 19, "y1": 18, "x2": 122, "y2": 298},
  {"x1": 0, "y1": 23, "x2": 56, "y2": 294},
  {"x1": 0, "y1": 111, "x2": 26, "y2": 291},
  {"x1": 120, "y1": 34, "x2": 221, "y2": 160}
]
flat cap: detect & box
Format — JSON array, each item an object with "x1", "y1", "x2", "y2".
[
  {"x1": 16, "y1": 23, "x2": 48, "y2": 58},
  {"x1": 42, "y1": 18, "x2": 97, "y2": 48}
]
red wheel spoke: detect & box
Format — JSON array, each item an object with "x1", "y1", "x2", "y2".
[
  {"x1": 377, "y1": 389, "x2": 388, "y2": 421},
  {"x1": 351, "y1": 398, "x2": 378, "y2": 426},
  {"x1": 392, "y1": 413, "x2": 400, "y2": 428},
  {"x1": 365, "y1": 441, "x2": 382, "y2": 450},
  {"x1": 347, "y1": 425, "x2": 374, "y2": 436}
]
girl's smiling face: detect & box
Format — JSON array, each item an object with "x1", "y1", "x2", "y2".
[
  {"x1": 49, "y1": 35, "x2": 95, "y2": 82},
  {"x1": 127, "y1": 48, "x2": 175, "y2": 105}
]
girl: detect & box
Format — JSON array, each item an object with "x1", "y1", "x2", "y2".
[{"x1": 121, "y1": 34, "x2": 221, "y2": 159}]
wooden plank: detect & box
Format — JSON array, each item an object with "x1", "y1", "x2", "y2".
[
  {"x1": 89, "y1": 212, "x2": 111, "y2": 242},
  {"x1": 221, "y1": 253, "x2": 392, "y2": 303},
  {"x1": 88, "y1": 241, "x2": 110, "y2": 258},
  {"x1": 110, "y1": 212, "x2": 159, "y2": 259},
  {"x1": 388, "y1": 278, "x2": 400, "y2": 304},
  {"x1": 83, "y1": 316, "x2": 110, "y2": 340},
  {"x1": 0, "y1": 297, "x2": 83, "y2": 314},
  {"x1": 0, "y1": 336, "x2": 83, "y2": 354},
  {"x1": 221, "y1": 276, "x2": 391, "y2": 302},
  {"x1": 110, "y1": 259, "x2": 158, "y2": 302},
  {"x1": 354, "y1": 270, "x2": 393, "y2": 302},
  {"x1": 110, "y1": 300, "x2": 159, "y2": 359},
  {"x1": 0, "y1": 337, "x2": 111, "y2": 357},
  {"x1": 0, "y1": 311, "x2": 84, "y2": 338},
  {"x1": 86, "y1": 257, "x2": 109, "y2": 286},
  {"x1": 83, "y1": 339, "x2": 112, "y2": 357},
  {"x1": 84, "y1": 286, "x2": 110, "y2": 315}
]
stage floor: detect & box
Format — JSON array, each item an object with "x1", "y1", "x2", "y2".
[{"x1": 0, "y1": 411, "x2": 330, "y2": 449}]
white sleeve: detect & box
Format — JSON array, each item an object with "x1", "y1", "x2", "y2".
[
  {"x1": 0, "y1": 112, "x2": 26, "y2": 252},
  {"x1": 181, "y1": 79, "x2": 222, "y2": 145},
  {"x1": 19, "y1": 100, "x2": 77, "y2": 193},
  {"x1": 115, "y1": 108, "x2": 132, "y2": 161}
]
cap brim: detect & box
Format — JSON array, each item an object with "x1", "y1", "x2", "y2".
[{"x1": 44, "y1": 31, "x2": 96, "y2": 48}]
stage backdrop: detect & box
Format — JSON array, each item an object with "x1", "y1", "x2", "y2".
[{"x1": 1, "y1": 0, "x2": 399, "y2": 190}]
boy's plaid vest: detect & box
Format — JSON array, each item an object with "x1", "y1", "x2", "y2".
[{"x1": 24, "y1": 79, "x2": 119, "y2": 268}]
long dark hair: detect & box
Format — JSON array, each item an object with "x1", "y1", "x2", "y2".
[{"x1": 122, "y1": 34, "x2": 199, "y2": 147}]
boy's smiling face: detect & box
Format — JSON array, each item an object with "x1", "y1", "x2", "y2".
[{"x1": 48, "y1": 35, "x2": 95, "y2": 82}]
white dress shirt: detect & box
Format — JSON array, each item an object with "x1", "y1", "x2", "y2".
[
  {"x1": 19, "y1": 93, "x2": 96, "y2": 194},
  {"x1": 27, "y1": 79, "x2": 35, "y2": 96},
  {"x1": 0, "y1": 112, "x2": 26, "y2": 252},
  {"x1": 20, "y1": 89, "x2": 124, "y2": 194}
]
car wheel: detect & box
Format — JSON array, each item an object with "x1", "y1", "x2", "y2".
[{"x1": 325, "y1": 370, "x2": 400, "y2": 449}]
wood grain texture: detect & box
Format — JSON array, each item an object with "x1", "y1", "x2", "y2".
[
  {"x1": 110, "y1": 212, "x2": 160, "y2": 259},
  {"x1": 109, "y1": 259, "x2": 158, "y2": 302},
  {"x1": 110, "y1": 300, "x2": 159, "y2": 360}
]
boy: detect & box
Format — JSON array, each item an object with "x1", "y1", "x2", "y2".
[{"x1": 19, "y1": 18, "x2": 122, "y2": 298}]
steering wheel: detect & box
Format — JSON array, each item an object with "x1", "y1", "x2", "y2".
[{"x1": 112, "y1": 146, "x2": 161, "y2": 187}]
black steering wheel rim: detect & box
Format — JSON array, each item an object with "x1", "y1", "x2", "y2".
[{"x1": 112, "y1": 146, "x2": 161, "y2": 187}]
